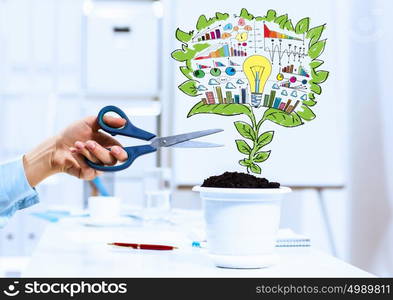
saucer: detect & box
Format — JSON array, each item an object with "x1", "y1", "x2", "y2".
[{"x1": 82, "y1": 216, "x2": 136, "y2": 227}]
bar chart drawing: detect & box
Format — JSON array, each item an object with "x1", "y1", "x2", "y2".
[
  {"x1": 240, "y1": 88, "x2": 247, "y2": 104},
  {"x1": 197, "y1": 64, "x2": 210, "y2": 69},
  {"x1": 193, "y1": 25, "x2": 223, "y2": 42},
  {"x1": 195, "y1": 44, "x2": 247, "y2": 60},
  {"x1": 281, "y1": 64, "x2": 310, "y2": 77},
  {"x1": 279, "y1": 81, "x2": 307, "y2": 92},
  {"x1": 263, "y1": 24, "x2": 303, "y2": 41},
  {"x1": 214, "y1": 61, "x2": 226, "y2": 67},
  {"x1": 215, "y1": 86, "x2": 224, "y2": 103},
  {"x1": 278, "y1": 102, "x2": 286, "y2": 110},
  {"x1": 281, "y1": 81, "x2": 291, "y2": 88},
  {"x1": 205, "y1": 91, "x2": 215, "y2": 104},
  {"x1": 229, "y1": 59, "x2": 240, "y2": 66},
  {"x1": 282, "y1": 64, "x2": 295, "y2": 74},
  {"x1": 261, "y1": 90, "x2": 300, "y2": 114},
  {"x1": 225, "y1": 91, "x2": 233, "y2": 103},
  {"x1": 298, "y1": 65, "x2": 309, "y2": 77},
  {"x1": 273, "y1": 97, "x2": 282, "y2": 109}
]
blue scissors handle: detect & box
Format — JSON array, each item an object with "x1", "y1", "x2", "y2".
[
  {"x1": 85, "y1": 145, "x2": 157, "y2": 172},
  {"x1": 97, "y1": 105, "x2": 156, "y2": 140},
  {"x1": 85, "y1": 105, "x2": 157, "y2": 172}
]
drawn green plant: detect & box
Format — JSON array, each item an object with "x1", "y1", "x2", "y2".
[{"x1": 172, "y1": 8, "x2": 329, "y2": 174}]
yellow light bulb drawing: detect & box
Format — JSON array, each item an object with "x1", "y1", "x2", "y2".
[{"x1": 242, "y1": 55, "x2": 272, "y2": 107}]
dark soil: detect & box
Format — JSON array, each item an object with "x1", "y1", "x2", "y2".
[{"x1": 201, "y1": 172, "x2": 280, "y2": 189}]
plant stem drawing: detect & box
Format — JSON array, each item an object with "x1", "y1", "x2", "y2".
[{"x1": 172, "y1": 8, "x2": 329, "y2": 174}]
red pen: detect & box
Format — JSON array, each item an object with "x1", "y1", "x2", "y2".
[{"x1": 108, "y1": 242, "x2": 178, "y2": 251}]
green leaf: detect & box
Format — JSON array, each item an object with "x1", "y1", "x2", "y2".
[
  {"x1": 235, "y1": 140, "x2": 252, "y2": 155},
  {"x1": 250, "y1": 163, "x2": 261, "y2": 174},
  {"x1": 175, "y1": 28, "x2": 193, "y2": 43},
  {"x1": 302, "y1": 99, "x2": 317, "y2": 106},
  {"x1": 187, "y1": 101, "x2": 253, "y2": 118},
  {"x1": 256, "y1": 131, "x2": 274, "y2": 151},
  {"x1": 309, "y1": 59, "x2": 324, "y2": 69},
  {"x1": 196, "y1": 15, "x2": 209, "y2": 30},
  {"x1": 234, "y1": 121, "x2": 256, "y2": 141},
  {"x1": 295, "y1": 17, "x2": 310, "y2": 34},
  {"x1": 264, "y1": 9, "x2": 277, "y2": 21},
  {"x1": 179, "y1": 66, "x2": 193, "y2": 80},
  {"x1": 240, "y1": 8, "x2": 254, "y2": 20},
  {"x1": 239, "y1": 159, "x2": 252, "y2": 167},
  {"x1": 215, "y1": 12, "x2": 229, "y2": 21},
  {"x1": 310, "y1": 82, "x2": 322, "y2": 95},
  {"x1": 171, "y1": 49, "x2": 187, "y2": 62},
  {"x1": 275, "y1": 14, "x2": 288, "y2": 29},
  {"x1": 308, "y1": 39, "x2": 326, "y2": 59},
  {"x1": 194, "y1": 43, "x2": 211, "y2": 52},
  {"x1": 195, "y1": 13, "x2": 229, "y2": 30},
  {"x1": 171, "y1": 43, "x2": 210, "y2": 62},
  {"x1": 309, "y1": 93, "x2": 316, "y2": 100},
  {"x1": 284, "y1": 20, "x2": 294, "y2": 32},
  {"x1": 306, "y1": 24, "x2": 326, "y2": 46},
  {"x1": 178, "y1": 80, "x2": 199, "y2": 96},
  {"x1": 311, "y1": 70, "x2": 329, "y2": 84},
  {"x1": 297, "y1": 105, "x2": 316, "y2": 121},
  {"x1": 262, "y1": 108, "x2": 303, "y2": 127},
  {"x1": 254, "y1": 151, "x2": 271, "y2": 163}
]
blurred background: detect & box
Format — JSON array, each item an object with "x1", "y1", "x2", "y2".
[{"x1": 0, "y1": 0, "x2": 392, "y2": 277}]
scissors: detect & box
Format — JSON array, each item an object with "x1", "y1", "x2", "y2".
[{"x1": 85, "y1": 106, "x2": 223, "y2": 172}]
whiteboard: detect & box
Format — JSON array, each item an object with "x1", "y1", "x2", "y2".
[{"x1": 170, "y1": 0, "x2": 347, "y2": 186}]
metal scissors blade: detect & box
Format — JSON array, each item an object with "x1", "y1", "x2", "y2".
[
  {"x1": 172, "y1": 140, "x2": 223, "y2": 148},
  {"x1": 150, "y1": 129, "x2": 223, "y2": 148}
]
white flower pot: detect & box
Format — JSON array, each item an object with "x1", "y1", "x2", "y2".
[{"x1": 193, "y1": 186, "x2": 291, "y2": 269}]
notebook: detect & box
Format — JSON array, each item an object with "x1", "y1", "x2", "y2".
[
  {"x1": 191, "y1": 228, "x2": 311, "y2": 248},
  {"x1": 275, "y1": 228, "x2": 311, "y2": 247}
]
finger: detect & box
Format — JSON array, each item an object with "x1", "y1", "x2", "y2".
[
  {"x1": 62, "y1": 153, "x2": 96, "y2": 180},
  {"x1": 74, "y1": 141, "x2": 100, "y2": 163},
  {"x1": 92, "y1": 131, "x2": 122, "y2": 148},
  {"x1": 85, "y1": 140, "x2": 117, "y2": 165},
  {"x1": 70, "y1": 147, "x2": 77, "y2": 154},
  {"x1": 88, "y1": 115, "x2": 126, "y2": 132},
  {"x1": 65, "y1": 149, "x2": 104, "y2": 180},
  {"x1": 72, "y1": 154, "x2": 98, "y2": 180},
  {"x1": 62, "y1": 154, "x2": 81, "y2": 177},
  {"x1": 110, "y1": 146, "x2": 128, "y2": 162},
  {"x1": 103, "y1": 115, "x2": 126, "y2": 128}
]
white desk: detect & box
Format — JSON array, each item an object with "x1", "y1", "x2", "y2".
[{"x1": 25, "y1": 210, "x2": 372, "y2": 277}]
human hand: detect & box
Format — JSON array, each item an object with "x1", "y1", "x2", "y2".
[
  {"x1": 58, "y1": 115, "x2": 129, "y2": 179},
  {"x1": 24, "y1": 115, "x2": 128, "y2": 187}
]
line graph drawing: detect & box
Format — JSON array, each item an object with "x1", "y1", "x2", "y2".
[{"x1": 263, "y1": 41, "x2": 307, "y2": 65}]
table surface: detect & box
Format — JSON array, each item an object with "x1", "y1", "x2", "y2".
[{"x1": 24, "y1": 209, "x2": 373, "y2": 277}]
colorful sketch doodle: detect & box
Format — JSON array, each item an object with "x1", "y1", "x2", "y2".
[{"x1": 172, "y1": 8, "x2": 329, "y2": 174}]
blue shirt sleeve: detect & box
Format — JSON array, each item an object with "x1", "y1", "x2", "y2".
[{"x1": 0, "y1": 157, "x2": 39, "y2": 228}]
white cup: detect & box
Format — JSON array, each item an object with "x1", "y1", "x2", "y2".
[{"x1": 88, "y1": 196, "x2": 121, "y2": 220}]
